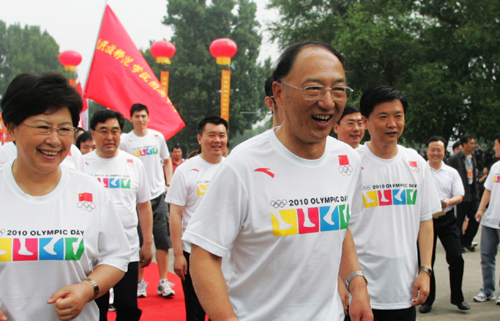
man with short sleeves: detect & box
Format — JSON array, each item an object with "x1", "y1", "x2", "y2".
[
  {"x1": 349, "y1": 85, "x2": 441, "y2": 320},
  {"x1": 447, "y1": 134, "x2": 480, "y2": 252},
  {"x1": 419, "y1": 136, "x2": 469, "y2": 313},
  {"x1": 473, "y1": 132, "x2": 500, "y2": 304},
  {"x1": 120, "y1": 103, "x2": 175, "y2": 297},
  {"x1": 85, "y1": 109, "x2": 153, "y2": 321},
  {"x1": 166, "y1": 116, "x2": 228, "y2": 321},
  {"x1": 184, "y1": 40, "x2": 372, "y2": 321}
]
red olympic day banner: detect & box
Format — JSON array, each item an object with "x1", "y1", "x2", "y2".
[{"x1": 84, "y1": 5, "x2": 185, "y2": 139}]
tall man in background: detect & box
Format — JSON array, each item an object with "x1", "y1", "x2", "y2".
[
  {"x1": 447, "y1": 134, "x2": 480, "y2": 252},
  {"x1": 167, "y1": 116, "x2": 228, "y2": 321},
  {"x1": 120, "y1": 103, "x2": 175, "y2": 298}
]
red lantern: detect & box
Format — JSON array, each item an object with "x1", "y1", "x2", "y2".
[
  {"x1": 210, "y1": 38, "x2": 237, "y2": 65},
  {"x1": 151, "y1": 41, "x2": 176, "y2": 64},
  {"x1": 58, "y1": 50, "x2": 82, "y2": 72}
]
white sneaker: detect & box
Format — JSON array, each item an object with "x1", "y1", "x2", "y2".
[
  {"x1": 157, "y1": 279, "x2": 175, "y2": 297},
  {"x1": 137, "y1": 280, "x2": 148, "y2": 298},
  {"x1": 473, "y1": 292, "x2": 495, "y2": 302},
  {"x1": 496, "y1": 297, "x2": 500, "y2": 305}
]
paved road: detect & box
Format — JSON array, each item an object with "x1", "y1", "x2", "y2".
[{"x1": 417, "y1": 227, "x2": 500, "y2": 320}]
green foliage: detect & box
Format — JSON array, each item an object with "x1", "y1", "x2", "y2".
[
  {"x1": 0, "y1": 21, "x2": 64, "y2": 101},
  {"x1": 143, "y1": 0, "x2": 271, "y2": 151},
  {"x1": 268, "y1": 0, "x2": 500, "y2": 145}
]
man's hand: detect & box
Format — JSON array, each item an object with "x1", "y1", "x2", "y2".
[
  {"x1": 139, "y1": 244, "x2": 153, "y2": 268},
  {"x1": 338, "y1": 277, "x2": 349, "y2": 315},
  {"x1": 348, "y1": 278, "x2": 373, "y2": 321},
  {"x1": 47, "y1": 282, "x2": 94, "y2": 321},
  {"x1": 174, "y1": 254, "x2": 188, "y2": 281},
  {"x1": 0, "y1": 309, "x2": 7, "y2": 320},
  {"x1": 475, "y1": 209, "x2": 484, "y2": 222},
  {"x1": 412, "y1": 272, "x2": 431, "y2": 306}
]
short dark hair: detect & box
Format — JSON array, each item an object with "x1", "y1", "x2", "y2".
[
  {"x1": 494, "y1": 133, "x2": 500, "y2": 144},
  {"x1": 1, "y1": 72, "x2": 82, "y2": 127},
  {"x1": 197, "y1": 116, "x2": 228, "y2": 135},
  {"x1": 460, "y1": 133, "x2": 474, "y2": 146},
  {"x1": 265, "y1": 76, "x2": 274, "y2": 97},
  {"x1": 426, "y1": 135, "x2": 447, "y2": 147},
  {"x1": 130, "y1": 103, "x2": 149, "y2": 117},
  {"x1": 90, "y1": 109, "x2": 125, "y2": 131},
  {"x1": 338, "y1": 104, "x2": 360, "y2": 124},
  {"x1": 172, "y1": 144, "x2": 182, "y2": 151},
  {"x1": 452, "y1": 141, "x2": 461, "y2": 151},
  {"x1": 360, "y1": 85, "x2": 408, "y2": 118},
  {"x1": 272, "y1": 40, "x2": 345, "y2": 81},
  {"x1": 76, "y1": 131, "x2": 93, "y2": 149}
]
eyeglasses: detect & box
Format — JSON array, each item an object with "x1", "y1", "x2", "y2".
[
  {"x1": 21, "y1": 123, "x2": 76, "y2": 136},
  {"x1": 341, "y1": 121, "x2": 363, "y2": 128},
  {"x1": 95, "y1": 129, "x2": 121, "y2": 136},
  {"x1": 279, "y1": 81, "x2": 353, "y2": 101}
]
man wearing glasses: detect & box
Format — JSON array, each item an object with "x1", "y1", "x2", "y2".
[
  {"x1": 334, "y1": 103, "x2": 365, "y2": 149},
  {"x1": 84, "y1": 109, "x2": 153, "y2": 321},
  {"x1": 184, "y1": 40, "x2": 372, "y2": 321}
]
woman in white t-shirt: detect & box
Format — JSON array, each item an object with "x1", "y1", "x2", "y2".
[{"x1": 0, "y1": 72, "x2": 130, "y2": 321}]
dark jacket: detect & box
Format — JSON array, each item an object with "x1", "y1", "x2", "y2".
[{"x1": 446, "y1": 150, "x2": 477, "y2": 202}]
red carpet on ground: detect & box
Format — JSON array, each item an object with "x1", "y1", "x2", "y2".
[{"x1": 108, "y1": 262, "x2": 186, "y2": 320}]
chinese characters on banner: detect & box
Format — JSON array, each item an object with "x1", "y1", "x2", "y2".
[{"x1": 84, "y1": 5, "x2": 185, "y2": 140}]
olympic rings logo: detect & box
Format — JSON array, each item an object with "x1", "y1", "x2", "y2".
[
  {"x1": 339, "y1": 165, "x2": 353, "y2": 176},
  {"x1": 77, "y1": 201, "x2": 96, "y2": 212},
  {"x1": 270, "y1": 199, "x2": 287, "y2": 208},
  {"x1": 362, "y1": 185, "x2": 372, "y2": 191},
  {"x1": 411, "y1": 167, "x2": 420, "y2": 173}
]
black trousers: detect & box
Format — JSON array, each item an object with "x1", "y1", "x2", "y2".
[
  {"x1": 424, "y1": 210, "x2": 465, "y2": 306},
  {"x1": 372, "y1": 306, "x2": 416, "y2": 321},
  {"x1": 95, "y1": 261, "x2": 142, "y2": 321},
  {"x1": 456, "y1": 185, "x2": 480, "y2": 247},
  {"x1": 182, "y1": 251, "x2": 207, "y2": 321}
]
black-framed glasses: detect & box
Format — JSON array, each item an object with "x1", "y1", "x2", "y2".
[
  {"x1": 279, "y1": 81, "x2": 353, "y2": 101},
  {"x1": 21, "y1": 123, "x2": 76, "y2": 136}
]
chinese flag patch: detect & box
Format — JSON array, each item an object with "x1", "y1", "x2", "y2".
[
  {"x1": 127, "y1": 159, "x2": 133, "y2": 163},
  {"x1": 339, "y1": 155, "x2": 349, "y2": 166},
  {"x1": 409, "y1": 161, "x2": 417, "y2": 168},
  {"x1": 79, "y1": 193, "x2": 93, "y2": 202}
]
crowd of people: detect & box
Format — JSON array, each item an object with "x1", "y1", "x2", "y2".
[{"x1": 0, "y1": 39, "x2": 500, "y2": 321}]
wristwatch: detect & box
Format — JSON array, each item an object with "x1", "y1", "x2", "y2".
[
  {"x1": 419, "y1": 266, "x2": 433, "y2": 277},
  {"x1": 85, "y1": 278, "x2": 100, "y2": 299},
  {"x1": 345, "y1": 271, "x2": 368, "y2": 292}
]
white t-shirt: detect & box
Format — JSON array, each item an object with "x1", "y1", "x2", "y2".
[
  {"x1": 183, "y1": 129, "x2": 362, "y2": 321},
  {"x1": 428, "y1": 161, "x2": 464, "y2": 212},
  {"x1": 349, "y1": 144, "x2": 441, "y2": 310},
  {"x1": 482, "y1": 160, "x2": 500, "y2": 229},
  {"x1": 0, "y1": 162, "x2": 130, "y2": 321},
  {"x1": 119, "y1": 129, "x2": 170, "y2": 199},
  {"x1": 0, "y1": 142, "x2": 85, "y2": 172},
  {"x1": 165, "y1": 155, "x2": 225, "y2": 253},
  {"x1": 83, "y1": 150, "x2": 151, "y2": 261}
]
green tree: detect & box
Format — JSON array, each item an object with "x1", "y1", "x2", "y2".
[
  {"x1": 268, "y1": 0, "x2": 500, "y2": 145},
  {"x1": 143, "y1": 0, "x2": 271, "y2": 152},
  {"x1": 0, "y1": 21, "x2": 64, "y2": 100}
]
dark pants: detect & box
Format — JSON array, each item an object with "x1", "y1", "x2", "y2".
[
  {"x1": 96, "y1": 262, "x2": 142, "y2": 321},
  {"x1": 345, "y1": 307, "x2": 415, "y2": 321},
  {"x1": 456, "y1": 185, "x2": 480, "y2": 247},
  {"x1": 182, "y1": 251, "x2": 207, "y2": 321},
  {"x1": 424, "y1": 210, "x2": 464, "y2": 306},
  {"x1": 372, "y1": 306, "x2": 416, "y2": 321}
]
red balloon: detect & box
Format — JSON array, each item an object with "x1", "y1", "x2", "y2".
[
  {"x1": 151, "y1": 41, "x2": 176, "y2": 59},
  {"x1": 58, "y1": 50, "x2": 82, "y2": 68},
  {"x1": 209, "y1": 38, "x2": 237, "y2": 59}
]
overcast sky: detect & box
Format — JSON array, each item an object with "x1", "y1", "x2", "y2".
[{"x1": 0, "y1": 0, "x2": 279, "y2": 86}]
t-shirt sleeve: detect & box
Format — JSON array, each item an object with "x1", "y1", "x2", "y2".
[
  {"x1": 451, "y1": 168, "x2": 465, "y2": 196},
  {"x1": 96, "y1": 193, "x2": 131, "y2": 271},
  {"x1": 420, "y1": 162, "x2": 442, "y2": 221},
  {"x1": 165, "y1": 167, "x2": 188, "y2": 206},
  {"x1": 158, "y1": 134, "x2": 170, "y2": 160},
  {"x1": 136, "y1": 160, "x2": 152, "y2": 203},
  {"x1": 484, "y1": 169, "x2": 494, "y2": 191},
  {"x1": 182, "y1": 162, "x2": 247, "y2": 258},
  {"x1": 347, "y1": 160, "x2": 363, "y2": 225}
]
